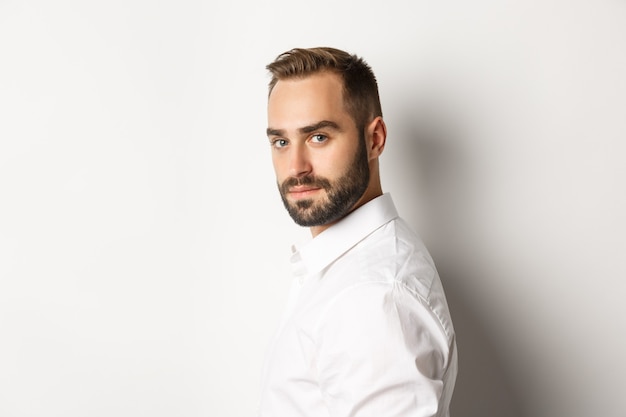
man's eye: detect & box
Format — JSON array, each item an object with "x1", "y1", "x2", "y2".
[
  {"x1": 271, "y1": 138, "x2": 288, "y2": 148},
  {"x1": 310, "y1": 134, "x2": 327, "y2": 143}
]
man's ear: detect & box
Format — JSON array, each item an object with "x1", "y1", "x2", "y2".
[{"x1": 366, "y1": 116, "x2": 387, "y2": 160}]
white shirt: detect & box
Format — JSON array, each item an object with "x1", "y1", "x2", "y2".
[{"x1": 259, "y1": 193, "x2": 457, "y2": 417}]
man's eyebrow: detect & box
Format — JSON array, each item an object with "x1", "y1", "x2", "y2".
[
  {"x1": 266, "y1": 127, "x2": 284, "y2": 137},
  {"x1": 266, "y1": 120, "x2": 341, "y2": 138},
  {"x1": 299, "y1": 120, "x2": 341, "y2": 134}
]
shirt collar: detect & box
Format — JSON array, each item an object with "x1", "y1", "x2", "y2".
[{"x1": 290, "y1": 193, "x2": 399, "y2": 278}]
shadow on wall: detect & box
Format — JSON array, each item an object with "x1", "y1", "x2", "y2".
[
  {"x1": 444, "y1": 270, "x2": 523, "y2": 417},
  {"x1": 393, "y1": 106, "x2": 524, "y2": 417}
]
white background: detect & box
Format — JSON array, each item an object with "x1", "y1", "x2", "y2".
[{"x1": 1, "y1": 1, "x2": 625, "y2": 416}]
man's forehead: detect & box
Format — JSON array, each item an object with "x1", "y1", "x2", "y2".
[
  {"x1": 269, "y1": 73, "x2": 347, "y2": 118},
  {"x1": 270, "y1": 72, "x2": 344, "y2": 100},
  {"x1": 266, "y1": 72, "x2": 357, "y2": 138}
]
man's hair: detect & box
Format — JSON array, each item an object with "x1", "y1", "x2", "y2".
[{"x1": 266, "y1": 47, "x2": 383, "y2": 129}]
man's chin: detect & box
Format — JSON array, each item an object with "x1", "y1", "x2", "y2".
[
  {"x1": 287, "y1": 202, "x2": 323, "y2": 227},
  {"x1": 293, "y1": 198, "x2": 315, "y2": 210}
]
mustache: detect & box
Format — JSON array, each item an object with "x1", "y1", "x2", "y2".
[{"x1": 280, "y1": 175, "x2": 332, "y2": 194}]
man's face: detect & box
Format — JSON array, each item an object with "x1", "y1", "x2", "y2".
[{"x1": 267, "y1": 71, "x2": 370, "y2": 228}]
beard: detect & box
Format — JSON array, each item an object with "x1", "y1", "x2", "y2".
[{"x1": 278, "y1": 133, "x2": 370, "y2": 227}]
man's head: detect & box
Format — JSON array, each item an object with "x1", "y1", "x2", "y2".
[{"x1": 266, "y1": 47, "x2": 387, "y2": 236}]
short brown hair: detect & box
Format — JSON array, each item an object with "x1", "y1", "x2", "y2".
[{"x1": 266, "y1": 47, "x2": 383, "y2": 129}]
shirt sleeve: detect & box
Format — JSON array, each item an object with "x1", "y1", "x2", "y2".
[{"x1": 313, "y1": 281, "x2": 451, "y2": 417}]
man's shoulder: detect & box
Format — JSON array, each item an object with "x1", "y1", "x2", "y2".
[{"x1": 331, "y1": 217, "x2": 438, "y2": 295}]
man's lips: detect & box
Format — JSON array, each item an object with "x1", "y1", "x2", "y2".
[{"x1": 288, "y1": 186, "x2": 322, "y2": 199}]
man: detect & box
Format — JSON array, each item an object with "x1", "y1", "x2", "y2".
[{"x1": 259, "y1": 47, "x2": 457, "y2": 417}]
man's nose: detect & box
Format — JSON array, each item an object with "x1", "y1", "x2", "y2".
[{"x1": 288, "y1": 144, "x2": 312, "y2": 178}]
